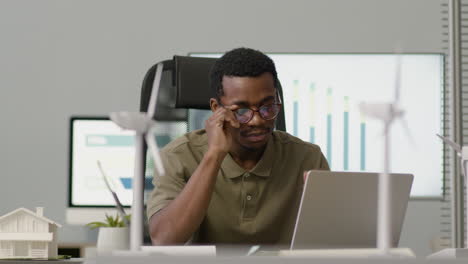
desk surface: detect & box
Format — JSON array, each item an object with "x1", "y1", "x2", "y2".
[
  {"x1": 1, "y1": 256, "x2": 467, "y2": 264},
  {"x1": 88, "y1": 255, "x2": 468, "y2": 264}
]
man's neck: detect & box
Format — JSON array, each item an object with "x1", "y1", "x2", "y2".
[{"x1": 229, "y1": 144, "x2": 266, "y2": 171}]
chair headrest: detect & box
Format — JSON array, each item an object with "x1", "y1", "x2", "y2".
[{"x1": 174, "y1": 56, "x2": 218, "y2": 109}]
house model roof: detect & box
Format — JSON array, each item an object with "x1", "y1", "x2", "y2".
[{"x1": 0, "y1": 208, "x2": 62, "y2": 227}]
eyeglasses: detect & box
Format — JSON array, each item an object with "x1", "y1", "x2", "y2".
[{"x1": 219, "y1": 92, "x2": 282, "y2": 124}]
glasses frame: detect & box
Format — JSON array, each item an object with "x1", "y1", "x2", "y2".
[{"x1": 218, "y1": 90, "x2": 283, "y2": 124}]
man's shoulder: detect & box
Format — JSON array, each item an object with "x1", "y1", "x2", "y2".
[
  {"x1": 272, "y1": 130, "x2": 322, "y2": 154},
  {"x1": 161, "y1": 129, "x2": 208, "y2": 154}
]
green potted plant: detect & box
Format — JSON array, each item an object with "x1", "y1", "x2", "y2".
[
  {"x1": 87, "y1": 214, "x2": 131, "y2": 255},
  {"x1": 86, "y1": 214, "x2": 130, "y2": 229}
]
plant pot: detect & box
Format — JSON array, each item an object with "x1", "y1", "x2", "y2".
[{"x1": 96, "y1": 227, "x2": 129, "y2": 255}]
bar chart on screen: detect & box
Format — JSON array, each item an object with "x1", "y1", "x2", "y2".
[{"x1": 285, "y1": 80, "x2": 368, "y2": 171}]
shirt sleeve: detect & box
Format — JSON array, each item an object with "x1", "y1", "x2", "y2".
[
  {"x1": 299, "y1": 146, "x2": 330, "y2": 184},
  {"x1": 301, "y1": 145, "x2": 330, "y2": 172},
  {"x1": 318, "y1": 151, "x2": 330, "y2": 170},
  {"x1": 146, "y1": 150, "x2": 187, "y2": 220}
]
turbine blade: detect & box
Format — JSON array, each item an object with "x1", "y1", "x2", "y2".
[
  {"x1": 436, "y1": 134, "x2": 462, "y2": 154},
  {"x1": 97, "y1": 160, "x2": 115, "y2": 192},
  {"x1": 97, "y1": 161, "x2": 129, "y2": 226},
  {"x1": 147, "y1": 63, "x2": 164, "y2": 119},
  {"x1": 399, "y1": 117, "x2": 416, "y2": 148},
  {"x1": 146, "y1": 126, "x2": 166, "y2": 177},
  {"x1": 394, "y1": 53, "x2": 402, "y2": 104}
]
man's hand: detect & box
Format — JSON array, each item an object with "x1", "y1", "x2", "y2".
[
  {"x1": 205, "y1": 106, "x2": 240, "y2": 155},
  {"x1": 150, "y1": 107, "x2": 239, "y2": 245}
]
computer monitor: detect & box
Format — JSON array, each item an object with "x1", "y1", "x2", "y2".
[
  {"x1": 190, "y1": 53, "x2": 444, "y2": 198},
  {"x1": 66, "y1": 116, "x2": 186, "y2": 224}
]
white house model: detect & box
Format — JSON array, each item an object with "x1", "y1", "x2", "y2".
[{"x1": 0, "y1": 207, "x2": 61, "y2": 259}]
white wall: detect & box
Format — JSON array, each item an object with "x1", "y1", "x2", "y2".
[{"x1": 0, "y1": 0, "x2": 445, "y2": 256}]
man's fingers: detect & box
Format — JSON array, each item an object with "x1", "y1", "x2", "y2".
[
  {"x1": 207, "y1": 107, "x2": 239, "y2": 128},
  {"x1": 221, "y1": 106, "x2": 240, "y2": 128},
  {"x1": 207, "y1": 108, "x2": 225, "y2": 123},
  {"x1": 224, "y1": 111, "x2": 240, "y2": 128}
]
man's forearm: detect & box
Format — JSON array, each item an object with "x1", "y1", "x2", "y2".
[{"x1": 149, "y1": 150, "x2": 226, "y2": 244}]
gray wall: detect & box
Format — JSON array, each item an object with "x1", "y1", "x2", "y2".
[{"x1": 0, "y1": 0, "x2": 445, "y2": 256}]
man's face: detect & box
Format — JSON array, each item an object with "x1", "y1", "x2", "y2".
[{"x1": 214, "y1": 72, "x2": 278, "y2": 151}]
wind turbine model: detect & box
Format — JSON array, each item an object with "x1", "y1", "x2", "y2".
[
  {"x1": 359, "y1": 54, "x2": 412, "y2": 257},
  {"x1": 428, "y1": 135, "x2": 468, "y2": 258},
  {"x1": 109, "y1": 63, "x2": 166, "y2": 252}
]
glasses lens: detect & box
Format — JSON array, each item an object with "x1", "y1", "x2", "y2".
[
  {"x1": 259, "y1": 104, "x2": 280, "y2": 120},
  {"x1": 235, "y1": 108, "x2": 252, "y2": 123}
]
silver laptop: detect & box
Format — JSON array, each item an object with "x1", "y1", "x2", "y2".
[{"x1": 290, "y1": 170, "x2": 413, "y2": 249}]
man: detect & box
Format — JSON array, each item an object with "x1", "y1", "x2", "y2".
[{"x1": 147, "y1": 47, "x2": 329, "y2": 246}]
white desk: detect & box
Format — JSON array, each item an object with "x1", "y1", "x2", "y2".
[{"x1": 85, "y1": 255, "x2": 468, "y2": 264}]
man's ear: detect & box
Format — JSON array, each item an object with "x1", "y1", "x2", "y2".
[{"x1": 210, "y1": 98, "x2": 219, "y2": 112}]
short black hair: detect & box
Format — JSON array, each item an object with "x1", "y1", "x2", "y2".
[{"x1": 210, "y1": 47, "x2": 279, "y2": 100}]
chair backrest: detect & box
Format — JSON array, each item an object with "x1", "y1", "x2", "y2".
[{"x1": 139, "y1": 55, "x2": 286, "y2": 131}]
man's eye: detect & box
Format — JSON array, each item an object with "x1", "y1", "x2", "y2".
[
  {"x1": 236, "y1": 108, "x2": 251, "y2": 116},
  {"x1": 261, "y1": 104, "x2": 274, "y2": 111}
]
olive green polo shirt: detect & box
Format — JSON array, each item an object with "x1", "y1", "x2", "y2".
[{"x1": 147, "y1": 129, "x2": 329, "y2": 246}]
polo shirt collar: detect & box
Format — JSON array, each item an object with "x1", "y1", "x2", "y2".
[{"x1": 221, "y1": 134, "x2": 275, "y2": 178}]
